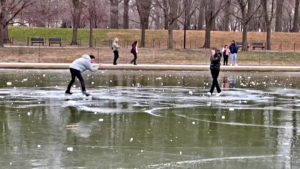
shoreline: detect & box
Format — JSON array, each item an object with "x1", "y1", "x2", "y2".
[{"x1": 0, "y1": 62, "x2": 300, "y2": 72}]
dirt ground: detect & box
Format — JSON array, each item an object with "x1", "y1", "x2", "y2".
[{"x1": 1, "y1": 46, "x2": 300, "y2": 65}]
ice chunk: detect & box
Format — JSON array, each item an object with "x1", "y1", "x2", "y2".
[{"x1": 67, "y1": 147, "x2": 74, "y2": 152}]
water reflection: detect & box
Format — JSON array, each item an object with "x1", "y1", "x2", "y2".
[{"x1": 0, "y1": 70, "x2": 299, "y2": 168}]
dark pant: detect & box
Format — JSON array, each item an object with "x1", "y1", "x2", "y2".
[
  {"x1": 113, "y1": 51, "x2": 119, "y2": 65},
  {"x1": 130, "y1": 53, "x2": 137, "y2": 65},
  {"x1": 210, "y1": 68, "x2": 221, "y2": 94},
  {"x1": 223, "y1": 55, "x2": 229, "y2": 65},
  {"x1": 66, "y1": 68, "x2": 86, "y2": 93}
]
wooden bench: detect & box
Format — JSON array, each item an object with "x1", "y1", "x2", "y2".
[
  {"x1": 31, "y1": 38, "x2": 44, "y2": 46},
  {"x1": 252, "y1": 42, "x2": 265, "y2": 50},
  {"x1": 236, "y1": 42, "x2": 249, "y2": 50},
  {"x1": 49, "y1": 38, "x2": 62, "y2": 46}
]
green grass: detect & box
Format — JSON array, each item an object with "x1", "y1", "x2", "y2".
[{"x1": 9, "y1": 27, "x2": 144, "y2": 46}]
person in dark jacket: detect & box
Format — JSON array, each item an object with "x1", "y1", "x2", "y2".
[
  {"x1": 229, "y1": 40, "x2": 238, "y2": 66},
  {"x1": 208, "y1": 48, "x2": 222, "y2": 96},
  {"x1": 130, "y1": 41, "x2": 138, "y2": 65},
  {"x1": 65, "y1": 54, "x2": 98, "y2": 96}
]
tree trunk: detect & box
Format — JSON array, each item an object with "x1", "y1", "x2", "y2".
[
  {"x1": 163, "y1": 0, "x2": 168, "y2": 29},
  {"x1": 136, "y1": 0, "x2": 152, "y2": 47},
  {"x1": 0, "y1": 0, "x2": 6, "y2": 47},
  {"x1": 71, "y1": 0, "x2": 81, "y2": 45},
  {"x1": 292, "y1": 0, "x2": 300, "y2": 32},
  {"x1": 185, "y1": 0, "x2": 192, "y2": 30},
  {"x1": 3, "y1": 24, "x2": 8, "y2": 43},
  {"x1": 247, "y1": 0, "x2": 256, "y2": 31},
  {"x1": 197, "y1": 7, "x2": 204, "y2": 30},
  {"x1": 203, "y1": 22, "x2": 211, "y2": 48},
  {"x1": 266, "y1": 24, "x2": 271, "y2": 50},
  {"x1": 0, "y1": 25, "x2": 3, "y2": 47},
  {"x1": 203, "y1": 0, "x2": 214, "y2": 48},
  {"x1": 123, "y1": 0, "x2": 129, "y2": 29},
  {"x1": 89, "y1": 25, "x2": 93, "y2": 48},
  {"x1": 110, "y1": 0, "x2": 119, "y2": 29},
  {"x1": 223, "y1": 0, "x2": 230, "y2": 31},
  {"x1": 242, "y1": 24, "x2": 248, "y2": 51},
  {"x1": 275, "y1": 0, "x2": 284, "y2": 32},
  {"x1": 168, "y1": 28, "x2": 173, "y2": 49}
]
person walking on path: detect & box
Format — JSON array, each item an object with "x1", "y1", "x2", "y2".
[
  {"x1": 112, "y1": 38, "x2": 120, "y2": 65},
  {"x1": 208, "y1": 48, "x2": 222, "y2": 96},
  {"x1": 130, "y1": 41, "x2": 138, "y2": 65},
  {"x1": 229, "y1": 40, "x2": 238, "y2": 66},
  {"x1": 65, "y1": 54, "x2": 98, "y2": 96},
  {"x1": 222, "y1": 44, "x2": 230, "y2": 66}
]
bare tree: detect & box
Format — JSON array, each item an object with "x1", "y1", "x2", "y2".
[
  {"x1": 157, "y1": 0, "x2": 183, "y2": 49},
  {"x1": 71, "y1": 0, "x2": 84, "y2": 45},
  {"x1": 232, "y1": 0, "x2": 261, "y2": 51},
  {"x1": 0, "y1": 0, "x2": 33, "y2": 47},
  {"x1": 222, "y1": 0, "x2": 231, "y2": 31},
  {"x1": 123, "y1": 0, "x2": 129, "y2": 29},
  {"x1": 275, "y1": 0, "x2": 284, "y2": 32},
  {"x1": 183, "y1": 0, "x2": 198, "y2": 48},
  {"x1": 87, "y1": 0, "x2": 97, "y2": 47},
  {"x1": 136, "y1": 0, "x2": 152, "y2": 47},
  {"x1": 197, "y1": 2, "x2": 205, "y2": 30},
  {"x1": 110, "y1": 0, "x2": 119, "y2": 28},
  {"x1": 262, "y1": 0, "x2": 276, "y2": 50},
  {"x1": 203, "y1": 0, "x2": 226, "y2": 48},
  {"x1": 22, "y1": 0, "x2": 66, "y2": 27},
  {"x1": 292, "y1": 0, "x2": 300, "y2": 32}
]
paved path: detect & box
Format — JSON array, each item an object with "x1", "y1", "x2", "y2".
[{"x1": 0, "y1": 62, "x2": 300, "y2": 72}]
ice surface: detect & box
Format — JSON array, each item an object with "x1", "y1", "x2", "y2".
[{"x1": 0, "y1": 87, "x2": 299, "y2": 117}]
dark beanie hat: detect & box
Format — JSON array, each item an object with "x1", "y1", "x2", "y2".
[{"x1": 89, "y1": 55, "x2": 95, "y2": 59}]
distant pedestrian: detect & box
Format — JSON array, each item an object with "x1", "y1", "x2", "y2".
[
  {"x1": 222, "y1": 44, "x2": 230, "y2": 66},
  {"x1": 65, "y1": 54, "x2": 98, "y2": 96},
  {"x1": 112, "y1": 38, "x2": 120, "y2": 65},
  {"x1": 130, "y1": 41, "x2": 138, "y2": 65},
  {"x1": 208, "y1": 48, "x2": 222, "y2": 96},
  {"x1": 229, "y1": 40, "x2": 238, "y2": 66}
]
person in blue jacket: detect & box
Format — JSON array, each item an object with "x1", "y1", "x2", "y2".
[
  {"x1": 229, "y1": 40, "x2": 238, "y2": 66},
  {"x1": 65, "y1": 54, "x2": 98, "y2": 96}
]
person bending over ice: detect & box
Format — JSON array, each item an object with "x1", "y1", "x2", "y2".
[{"x1": 65, "y1": 54, "x2": 98, "y2": 96}]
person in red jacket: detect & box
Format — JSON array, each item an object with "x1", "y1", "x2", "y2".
[{"x1": 130, "y1": 41, "x2": 138, "y2": 65}]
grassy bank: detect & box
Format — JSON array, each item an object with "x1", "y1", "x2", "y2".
[
  {"x1": 8, "y1": 27, "x2": 300, "y2": 51},
  {"x1": 1, "y1": 46, "x2": 300, "y2": 65}
]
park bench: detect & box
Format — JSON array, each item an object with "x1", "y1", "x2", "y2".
[
  {"x1": 31, "y1": 37, "x2": 44, "y2": 46},
  {"x1": 48, "y1": 38, "x2": 62, "y2": 46},
  {"x1": 236, "y1": 42, "x2": 249, "y2": 50},
  {"x1": 252, "y1": 42, "x2": 265, "y2": 50}
]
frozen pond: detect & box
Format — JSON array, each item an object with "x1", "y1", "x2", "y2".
[{"x1": 0, "y1": 69, "x2": 299, "y2": 169}]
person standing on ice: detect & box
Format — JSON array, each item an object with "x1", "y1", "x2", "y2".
[
  {"x1": 65, "y1": 54, "x2": 98, "y2": 96},
  {"x1": 208, "y1": 48, "x2": 222, "y2": 96}
]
